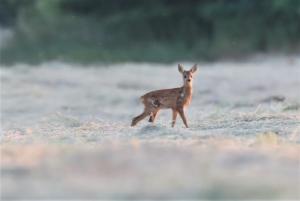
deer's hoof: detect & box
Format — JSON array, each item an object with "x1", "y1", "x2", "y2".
[
  {"x1": 131, "y1": 121, "x2": 136, "y2": 127},
  {"x1": 148, "y1": 117, "x2": 154, "y2": 122}
]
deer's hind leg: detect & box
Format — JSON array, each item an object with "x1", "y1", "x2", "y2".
[
  {"x1": 131, "y1": 110, "x2": 150, "y2": 126},
  {"x1": 148, "y1": 109, "x2": 160, "y2": 123},
  {"x1": 131, "y1": 102, "x2": 157, "y2": 126},
  {"x1": 147, "y1": 98, "x2": 161, "y2": 123}
]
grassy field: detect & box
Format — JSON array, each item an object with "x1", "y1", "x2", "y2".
[{"x1": 1, "y1": 55, "x2": 300, "y2": 199}]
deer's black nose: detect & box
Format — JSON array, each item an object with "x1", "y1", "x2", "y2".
[{"x1": 187, "y1": 79, "x2": 191, "y2": 82}]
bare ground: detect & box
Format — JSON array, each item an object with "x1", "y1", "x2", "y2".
[{"x1": 1, "y1": 56, "x2": 300, "y2": 199}]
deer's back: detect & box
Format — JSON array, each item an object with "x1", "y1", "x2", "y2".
[{"x1": 141, "y1": 87, "x2": 182, "y2": 109}]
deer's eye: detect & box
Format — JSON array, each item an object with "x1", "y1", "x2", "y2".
[{"x1": 184, "y1": 75, "x2": 187, "y2": 78}]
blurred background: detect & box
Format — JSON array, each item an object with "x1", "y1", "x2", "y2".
[
  {"x1": 0, "y1": 0, "x2": 300, "y2": 64},
  {"x1": 1, "y1": 1, "x2": 300, "y2": 200}
]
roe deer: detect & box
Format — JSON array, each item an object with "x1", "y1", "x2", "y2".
[{"x1": 131, "y1": 64, "x2": 197, "y2": 128}]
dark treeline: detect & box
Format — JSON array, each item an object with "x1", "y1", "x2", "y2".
[{"x1": 1, "y1": 0, "x2": 300, "y2": 64}]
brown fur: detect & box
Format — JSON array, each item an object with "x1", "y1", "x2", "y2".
[{"x1": 131, "y1": 64, "x2": 197, "y2": 128}]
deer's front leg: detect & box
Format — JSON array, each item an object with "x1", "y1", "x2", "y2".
[
  {"x1": 178, "y1": 108, "x2": 188, "y2": 128},
  {"x1": 171, "y1": 109, "x2": 178, "y2": 127}
]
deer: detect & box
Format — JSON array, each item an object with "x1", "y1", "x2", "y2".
[{"x1": 131, "y1": 64, "x2": 197, "y2": 128}]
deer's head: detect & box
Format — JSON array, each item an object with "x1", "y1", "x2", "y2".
[{"x1": 178, "y1": 64, "x2": 197, "y2": 86}]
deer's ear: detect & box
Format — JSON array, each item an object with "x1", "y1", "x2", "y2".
[
  {"x1": 178, "y1": 64, "x2": 184, "y2": 73},
  {"x1": 190, "y1": 64, "x2": 197, "y2": 73}
]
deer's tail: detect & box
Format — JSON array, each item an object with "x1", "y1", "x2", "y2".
[{"x1": 140, "y1": 95, "x2": 146, "y2": 105}]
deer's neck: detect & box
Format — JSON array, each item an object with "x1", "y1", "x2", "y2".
[
  {"x1": 182, "y1": 84, "x2": 193, "y2": 96},
  {"x1": 180, "y1": 84, "x2": 193, "y2": 106}
]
